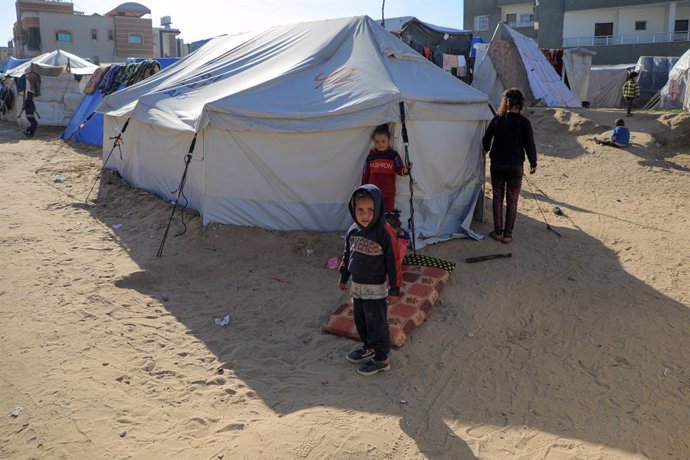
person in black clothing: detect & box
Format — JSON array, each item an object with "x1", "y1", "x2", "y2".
[
  {"x1": 482, "y1": 88, "x2": 537, "y2": 244},
  {"x1": 338, "y1": 184, "x2": 400, "y2": 376},
  {"x1": 21, "y1": 90, "x2": 38, "y2": 138}
]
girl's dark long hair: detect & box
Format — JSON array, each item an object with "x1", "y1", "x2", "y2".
[{"x1": 496, "y1": 87, "x2": 525, "y2": 117}]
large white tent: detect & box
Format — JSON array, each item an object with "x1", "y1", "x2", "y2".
[
  {"x1": 7, "y1": 50, "x2": 98, "y2": 126},
  {"x1": 97, "y1": 16, "x2": 493, "y2": 246}
]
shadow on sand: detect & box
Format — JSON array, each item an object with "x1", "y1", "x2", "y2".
[
  {"x1": 47, "y1": 144, "x2": 688, "y2": 459},
  {"x1": 8, "y1": 109, "x2": 684, "y2": 457}
]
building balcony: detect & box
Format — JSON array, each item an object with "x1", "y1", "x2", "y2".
[{"x1": 564, "y1": 31, "x2": 690, "y2": 47}]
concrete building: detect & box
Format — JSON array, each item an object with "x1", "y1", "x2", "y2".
[
  {"x1": 13, "y1": 1, "x2": 187, "y2": 63},
  {"x1": 464, "y1": 1, "x2": 690, "y2": 64},
  {"x1": 153, "y1": 16, "x2": 187, "y2": 59}
]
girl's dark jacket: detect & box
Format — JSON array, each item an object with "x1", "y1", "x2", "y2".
[
  {"x1": 482, "y1": 112, "x2": 537, "y2": 168},
  {"x1": 338, "y1": 184, "x2": 399, "y2": 296}
]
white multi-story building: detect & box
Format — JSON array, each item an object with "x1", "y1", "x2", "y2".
[{"x1": 464, "y1": 1, "x2": 690, "y2": 64}]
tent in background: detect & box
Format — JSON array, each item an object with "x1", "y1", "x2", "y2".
[
  {"x1": 472, "y1": 23, "x2": 580, "y2": 108},
  {"x1": 7, "y1": 50, "x2": 98, "y2": 127},
  {"x1": 382, "y1": 16, "x2": 473, "y2": 82},
  {"x1": 62, "y1": 58, "x2": 177, "y2": 144},
  {"x1": 586, "y1": 64, "x2": 633, "y2": 108},
  {"x1": 635, "y1": 56, "x2": 679, "y2": 106},
  {"x1": 649, "y1": 48, "x2": 690, "y2": 111},
  {"x1": 1, "y1": 56, "x2": 31, "y2": 73},
  {"x1": 562, "y1": 48, "x2": 596, "y2": 105},
  {"x1": 97, "y1": 16, "x2": 493, "y2": 246}
]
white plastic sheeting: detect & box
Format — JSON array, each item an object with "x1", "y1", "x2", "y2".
[
  {"x1": 6, "y1": 50, "x2": 98, "y2": 77},
  {"x1": 99, "y1": 16, "x2": 493, "y2": 246},
  {"x1": 586, "y1": 64, "x2": 633, "y2": 108},
  {"x1": 562, "y1": 48, "x2": 595, "y2": 104}
]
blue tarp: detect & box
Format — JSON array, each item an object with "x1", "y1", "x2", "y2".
[
  {"x1": 125, "y1": 57, "x2": 180, "y2": 69},
  {"x1": 1, "y1": 57, "x2": 31, "y2": 73},
  {"x1": 61, "y1": 77, "x2": 122, "y2": 144},
  {"x1": 62, "y1": 58, "x2": 178, "y2": 145}
]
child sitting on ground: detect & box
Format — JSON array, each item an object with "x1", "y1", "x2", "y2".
[{"x1": 594, "y1": 118, "x2": 630, "y2": 148}]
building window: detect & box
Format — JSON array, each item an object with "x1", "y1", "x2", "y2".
[
  {"x1": 506, "y1": 13, "x2": 516, "y2": 25},
  {"x1": 520, "y1": 13, "x2": 534, "y2": 25},
  {"x1": 108, "y1": 30, "x2": 114, "y2": 40},
  {"x1": 675, "y1": 19, "x2": 689, "y2": 32},
  {"x1": 594, "y1": 22, "x2": 613, "y2": 36},
  {"x1": 56, "y1": 31, "x2": 72, "y2": 42},
  {"x1": 474, "y1": 15, "x2": 489, "y2": 32},
  {"x1": 594, "y1": 22, "x2": 613, "y2": 45},
  {"x1": 128, "y1": 34, "x2": 143, "y2": 44},
  {"x1": 635, "y1": 21, "x2": 646, "y2": 31},
  {"x1": 91, "y1": 29, "x2": 98, "y2": 40}
]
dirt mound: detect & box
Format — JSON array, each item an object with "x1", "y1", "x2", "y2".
[
  {"x1": 652, "y1": 112, "x2": 690, "y2": 153},
  {"x1": 527, "y1": 108, "x2": 602, "y2": 135}
]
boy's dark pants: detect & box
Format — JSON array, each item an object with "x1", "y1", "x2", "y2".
[
  {"x1": 625, "y1": 97, "x2": 634, "y2": 115},
  {"x1": 352, "y1": 297, "x2": 390, "y2": 361},
  {"x1": 491, "y1": 164, "x2": 523, "y2": 239},
  {"x1": 26, "y1": 114, "x2": 38, "y2": 135}
]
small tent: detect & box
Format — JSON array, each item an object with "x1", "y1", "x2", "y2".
[
  {"x1": 472, "y1": 23, "x2": 580, "y2": 108},
  {"x1": 586, "y1": 64, "x2": 633, "y2": 108},
  {"x1": 7, "y1": 50, "x2": 98, "y2": 126},
  {"x1": 97, "y1": 16, "x2": 493, "y2": 246},
  {"x1": 382, "y1": 17, "x2": 472, "y2": 82}
]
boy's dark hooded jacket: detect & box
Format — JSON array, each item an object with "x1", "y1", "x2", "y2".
[{"x1": 339, "y1": 184, "x2": 399, "y2": 296}]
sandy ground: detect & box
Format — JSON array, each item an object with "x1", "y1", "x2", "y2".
[{"x1": 1, "y1": 107, "x2": 689, "y2": 459}]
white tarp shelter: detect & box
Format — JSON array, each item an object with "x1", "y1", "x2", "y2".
[
  {"x1": 97, "y1": 16, "x2": 493, "y2": 246},
  {"x1": 586, "y1": 64, "x2": 633, "y2": 108},
  {"x1": 650, "y1": 47, "x2": 690, "y2": 111},
  {"x1": 472, "y1": 23, "x2": 580, "y2": 108},
  {"x1": 562, "y1": 48, "x2": 596, "y2": 105},
  {"x1": 8, "y1": 50, "x2": 98, "y2": 126}
]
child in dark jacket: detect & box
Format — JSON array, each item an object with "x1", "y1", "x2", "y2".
[
  {"x1": 338, "y1": 184, "x2": 400, "y2": 376},
  {"x1": 361, "y1": 124, "x2": 409, "y2": 212},
  {"x1": 21, "y1": 90, "x2": 38, "y2": 137}
]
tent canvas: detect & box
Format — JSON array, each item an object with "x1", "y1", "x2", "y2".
[
  {"x1": 97, "y1": 16, "x2": 493, "y2": 247},
  {"x1": 562, "y1": 48, "x2": 596, "y2": 105},
  {"x1": 382, "y1": 16, "x2": 472, "y2": 56},
  {"x1": 586, "y1": 64, "x2": 633, "y2": 108},
  {"x1": 1, "y1": 56, "x2": 31, "y2": 73},
  {"x1": 650, "y1": 48, "x2": 690, "y2": 111},
  {"x1": 472, "y1": 23, "x2": 580, "y2": 108},
  {"x1": 7, "y1": 50, "x2": 98, "y2": 127},
  {"x1": 635, "y1": 56, "x2": 680, "y2": 106}
]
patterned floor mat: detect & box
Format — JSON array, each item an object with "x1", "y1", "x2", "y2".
[{"x1": 323, "y1": 259, "x2": 452, "y2": 348}]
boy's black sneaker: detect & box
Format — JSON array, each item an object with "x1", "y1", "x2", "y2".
[
  {"x1": 346, "y1": 347, "x2": 374, "y2": 364},
  {"x1": 357, "y1": 359, "x2": 391, "y2": 376}
]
